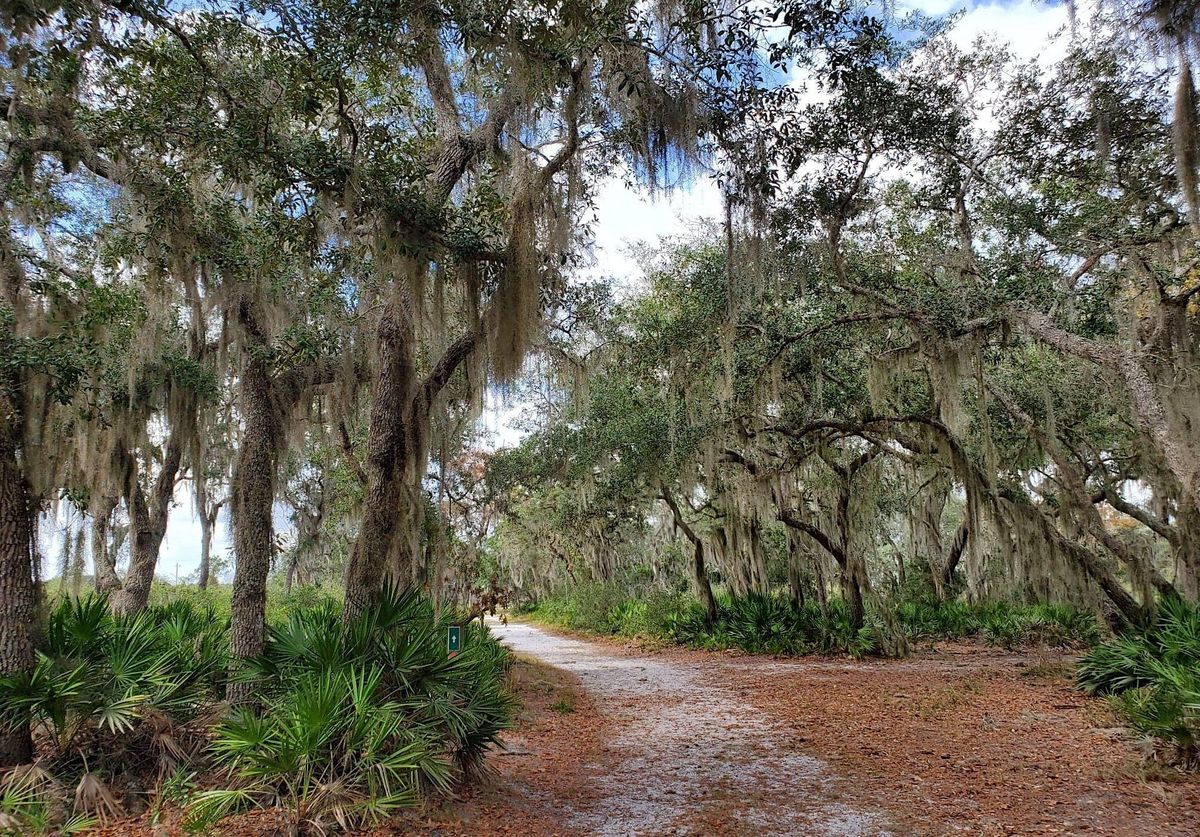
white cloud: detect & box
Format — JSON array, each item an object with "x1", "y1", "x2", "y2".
[
  {"x1": 948, "y1": 1, "x2": 1070, "y2": 63},
  {"x1": 582, "y1": 174, "x2": 723, "y2": 293},
  {"x1": 901, "y1": 0, "x2": 964, "y2": 17}
]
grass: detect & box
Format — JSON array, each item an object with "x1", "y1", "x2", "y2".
[{"x1": 548, "y1": 698, "x2": 575, "y2": 714}]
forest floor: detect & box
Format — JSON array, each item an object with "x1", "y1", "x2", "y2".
[
  {"x1": 383, "y1": 620, "x2": 1200, "y2": 837},
  {"x1": 93, "y1": 621, "x2": 1200, "y2": 836}
]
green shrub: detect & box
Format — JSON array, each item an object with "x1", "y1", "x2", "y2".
[
  {"x1": 0, "y1": 589, "x2": 515, "y2": 834},
  {"x1": 896, "y1": 598, "x2": 977, "y2": 639},
  {"x1": 568, "y1": 582, "x2": 627, "y2": 632},
  {"x1": 524, "y1": 584, "x2": 1101, "y2": 659},
  {"x1": 189, "y1": 587, "x2": 515, "y2": 833},
  {"x1": 1078, "y1": 596, "x2": 1200, "y2": 765},
  {"x1": 522, "y1": 582, "x2": 635, "y2": 634},
  {"x1": 0, "y1": 595, "x2": 227, "y2": 765},
  {"x1": 146, "y1": 582, "x2": 234, "y2": 623},
  {"x1": 663, "y1": 594, "x2": 877, "y2": 658},
  {"x1": 0, "y1": 766, "x2": 95, "y2": 836},
  {"x1": 896, "y1": 596, "x2": 1100, "y2": 649},
  {"x1": 0, "y1": 595, "x2": 228, "y2": 832}
]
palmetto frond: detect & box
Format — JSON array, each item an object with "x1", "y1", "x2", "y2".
[{"x1": 193, "y1": 587, "x2": 512, "y2": 832}]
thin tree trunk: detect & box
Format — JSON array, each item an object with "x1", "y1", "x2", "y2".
[
  {"x1": 198, "y1": 507, "x2": 213, "y2": 590},
  {"x1": 111, "y1": 436, "x2": 182, "y2": 615},
  {"x1": 913, "y1": 484, "x2": 947, "y2": 597},
  {"x1": 0, "y1": 426, "x2": 37, "y2": 766},
  {"x1": 91, "y1": 496, "x2": 120, "y2": 594},
  {"x1": 196, "y1": 479, "x2": 224, "y2": 591},
  {"x1": 941, "y1": 517, "x2": 970, "y2": 595},
  {"x1": 284, "y1": 551, "x2": 297, "y2": 596},
  {"x1": 836, "y1": 479, "x2": 866, "y2": 631},
  {"x1": 1030, "y1": 504, "x2": 1147, "y2": 626},
  {"x1": 69, "y1": 526, "x2": 84, "y2": 599},
  {"x1": 748, "y1": 515, "x2": 769, "y2": 595},
  {"x1": 660, "y1": 487, "x2": 718, "y2": 625},
  {"x1": 228, "y1": 351, "x2": 278, "y2": 703},
  {"x1": 778, "y1": 509, "x2": 842, "y2": 621},
  {"x1": 988, "y1": 379, "x2": 1178, "y2": 599},
  {"x1": 786, "y1": 530, "x2": 806, "y2": 608},
  {"x1": 814, "y1": 553, "x2": 829, "y2": 619}
]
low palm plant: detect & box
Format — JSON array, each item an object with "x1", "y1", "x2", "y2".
[
  {"x1": 1079, "y1": 596, "x2": 1200, "y2": 765},
  {"x1": 187, "y1": 666, "x2": 450, "y2": 832},
  {"x1": 0, "y1": 596, "x2": 226, "y2": 768},
  {"x1": 0, "y1": 765, "x2": 95, "y2": 836},
  {"x1": 0, "y1": 596, "x2": 226, "y2": 830},
  {"x1": 189, "y1": 586, "x2": 515, "y2": 833}
]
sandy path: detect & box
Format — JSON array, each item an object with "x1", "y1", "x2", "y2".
[{"x1": 490, "y1": 621, "x2": 891, "y2": 836}]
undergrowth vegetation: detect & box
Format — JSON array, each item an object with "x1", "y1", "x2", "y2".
[
  {"x1": 518, "y1": 585, "x2": 1103, "y2": 658},
  {"x1": 1078, "y1": 597, "x2": 1200, "y2": 766},
  {"x1": 0, "y1": 589, "x2": 513, "y2": 835}
]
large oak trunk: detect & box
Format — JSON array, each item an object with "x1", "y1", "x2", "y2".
[
  {"x1": 1172, "y1": 501, "x2": 1200, "y2": 601},
  {"x1": 0, "y1": 427, "x2": 37, "y2": 766},
  {"x1": 343, "y1": 299, "x2": 417, "y2": 620},
  {"x1": 227, "y1": 354, "x2": 278, "y2": 702}
]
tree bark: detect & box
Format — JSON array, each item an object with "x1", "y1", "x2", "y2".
[
  {"x1": 110, "y1": 436, "x2": 182, "y2": 614},
  {"x1": 1019, "y1": 500, "x2": 1148, "y2": 626},
  {"x1": 69, "y1": 526, "x2": 84, "y2": 599},
  {"x1": 90, "y1": 495, "x2": 120, "y2": 594},
  {"x1": 339, "y1": 79, "x2": 518, "y2": 615},
  {"x1": 912, "y1": 484, "x2": 947, "y2": 597},
  {"x1": 1009, "y1": 306, "x2": 1200, "y2": 510},
  {"x1": 778, "y1": 510, "x2": 838, "y2": 622},
  {"x1": 941, "y1": 517, "x2": 970, "y2": 594},
  {"x1": 660, "y1": 487, "x2": 718, "y2": 625},
  {"x1": 987, "y1": 378, "x2": 1177, "y2": 600},
  {"x1": 1173, "y1": 502, "x2": 1200, "y2": 601},
  {"x1": 0, "y1": 425, "x2": 37, "y2": 766},
  {"x1": 785, "y1": 529, "x2": 807, "y2": 608},
  {"x1": 834, "y1": 474, "x2": 866, "y2": 631},
  {"x1": 342, "y1": 309, "x2": 478, "y2": 620},
  {"x1": 343, "y1": 296, "x2": 418, "y2": 620},
  {"x1": 284, "y1": 552, "x2": 297, "y2": 596},
  {"x1": 195, "y1": 478, "x2": 224, "y2": 591},
  {"x1": 227, "y1": 349, "x2": 278, "y2": 703},
  {"x1": 198, "y1": 506, "x2": 213, "y2": 590}
]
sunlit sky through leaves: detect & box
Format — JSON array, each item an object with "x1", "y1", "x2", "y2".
[{"x1": 45, "y1": 0, "x2": 1072, "y2": 583}]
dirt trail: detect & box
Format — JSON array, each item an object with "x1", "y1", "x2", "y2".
[
  {"x1": 385, "y1": 623, "x2": 1200, "y2": 837},
  {"x1": 489, "y1": 621, "x2": 889, "y2": 836}
]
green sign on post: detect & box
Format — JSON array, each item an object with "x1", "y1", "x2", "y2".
[{"x1": 447, "y1": 625, "x2": 462, "y2": 656}]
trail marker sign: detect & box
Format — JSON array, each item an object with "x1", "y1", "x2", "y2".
[{"x1": 447, "y1": 625, "x2": 462, "y2": 656}]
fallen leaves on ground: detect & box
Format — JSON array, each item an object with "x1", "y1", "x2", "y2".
[{"x1": 83, "y1": 635, "x2": 1200, "y2": 836}]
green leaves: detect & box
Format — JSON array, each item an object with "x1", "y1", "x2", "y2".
[
  {"x1": 195, "y1": 588, "x2": 512, "y2": 831},
  {"x1": 0, "y1": 594, "x2": 228, "y2": 759},
  {"x1": 1079, "y1": 597, "x2": 1200, "y2": 765}
]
